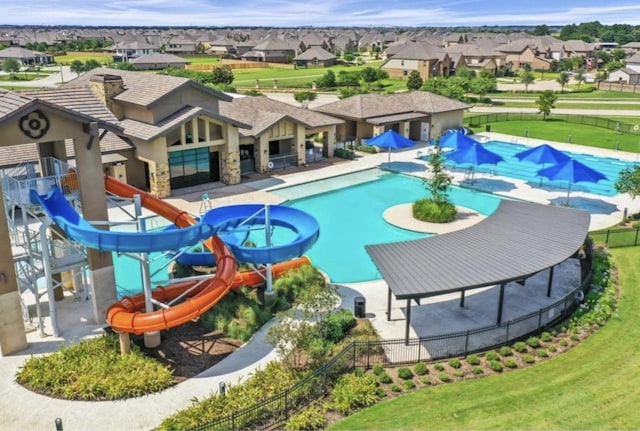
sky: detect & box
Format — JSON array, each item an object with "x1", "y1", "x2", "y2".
[{"x1": 4, "y1": 0, "x2": 640, "y2": 28}]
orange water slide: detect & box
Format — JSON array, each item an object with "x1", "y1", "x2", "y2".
[{"x1": 104, "y1": 176, "x2": 308, "y2": 334}]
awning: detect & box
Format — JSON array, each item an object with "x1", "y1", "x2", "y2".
[
  {"x1": 101, "y1": 153, "x2": 127, "y2": 164},
  {"x1": 367, "y1": 112, "x2": 428, "y2": 125}
]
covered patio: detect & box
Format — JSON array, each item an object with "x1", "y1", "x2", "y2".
[{"x1": 366, "y1": 200, "x2": 591, "y2": 343}]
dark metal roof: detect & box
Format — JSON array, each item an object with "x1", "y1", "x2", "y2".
[
  {"x1": 366, "y1": 200, "x2": 590, "y2": 300},
  {"x1": 367, "y1": 112, "x2": 428, "y2": 125}
]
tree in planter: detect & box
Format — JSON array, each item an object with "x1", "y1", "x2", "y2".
[
  {"x1": 413, "y1": 144, "x2": 457, "y2": 223},
  {"x1": 293, "y1": 91, "x2": 317, "y2": 109}
]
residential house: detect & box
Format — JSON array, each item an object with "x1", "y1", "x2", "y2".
[
  {"x1": 607, "y1": 67, "x2": 640, "y2": 84},
  {"x1": 293, "y1": 46, "x2": 337, "y2": 68},
  {"x1": 206, "y1": 38, "x2": 238, "y2": 57},
  {"x1": 112, "y1": 41, "x2": 159, "y2": 62},
  {"x1": 129, "y1": 53, "x2": 189, "y2": 70},
  {"x1": 497, "y1": 38, "x2": 554, "y2": 70},
  {"x1": 313, "y1": 91, "x2": 469, "y2": 143},
  {"x1": 241, "y1": 39, "x2": 301, "y2": 63},
  {"x1": 0, "y1": 47, "x2": 54, "y2": 66},
  {"x1": 445, "y1": 44, "x2": 504, "y2": 75},
  {"x1": 219, "y1": 96, "x2": 342, "y2": 174},
  {"x1": 381, "y1": 41, "x2": 451, "y2": 79},
  {"x1": 164, "y1": 35, "x2": 198, "y2": 55},
  {"x1": 300, "y1": 33, "x2": 333, "y2": 54}
]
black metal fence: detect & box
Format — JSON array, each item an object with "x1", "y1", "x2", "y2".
[
  {"x1": 590, "y1": 228, "x2": 640, "y2": 248},
  {"x1": 190, "y1": 271, "x2": 592, "y2": 431},
  {"x1": 467, "y1": 113, "x2": 637, "y2": 135}
]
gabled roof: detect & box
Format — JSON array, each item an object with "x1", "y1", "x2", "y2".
[
  {"x1": 130, "y1": 53, "x2": 189, "y2": 64},
  {"x1": 294, "y1": 46, "x2": 336, "y2": 61},
  {"x1": 0, "y1": 46, "x2": 50, "y2": 58},
  {"x1": 388, "y1": 41, "x2": 446, "y2": 61},
  {"x1": 0, "y1": 88, "x2": 121, "y2": 130},
  {"x1": 62, "y1": 68, "x2": 232, "y2": 108},
  {"x1": 252, "y1": 39, "x2": 299, "y2": 51},
  {"x1": 313, "y1": 92, "x2": 469, "y2": 121},
  {"x1": 120, "y1": 105, "x2": 248, "y2": 141},
  {"x1": 219, "y1": 96, "x2": 342, "y2": 137}
]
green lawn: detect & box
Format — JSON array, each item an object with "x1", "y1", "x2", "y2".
[
  {"x1": 488, "y1": 90, "x2": 640, "y2": 100},
  {"x1": 496, "y1": 101, "x2": 640, "y2": 110},
  {"x1": 184, "y1": 56, "x2": 221, "y2": 65},
  {"x1": 330, "y1": 246, "x2": 640, "y2": 430},
  {"x1": 54, "y1": 51, "x2": 112, "y2": 65}
]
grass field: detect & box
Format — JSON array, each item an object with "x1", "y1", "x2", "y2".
[
  {"x1": 497, "y1": 101, "x2": 640, "y2": 110},
  {"x1": 330, "y1": 246, "x2": 640, "y2": 430},
  {"x1": 54, "y1": 51, "x2": 112, "y2": 65}
]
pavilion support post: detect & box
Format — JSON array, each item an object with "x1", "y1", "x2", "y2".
[
  {"x1": 460, "y1": 291, "x2": 465, "y2": 308},
  {"x1": 546, "y1": 266, "x2": 555, "y2": 297},
  {"x1": 387, "y1": 287, "x2": 392, "y2": 321},
  {"x1": 405, "y1": 299, "x2": 411, "y2": 345},
  {"x1": 497, "y1": 283, "x2": 506, "y2": 325}
]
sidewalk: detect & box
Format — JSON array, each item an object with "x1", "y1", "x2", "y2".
[{"x1": 1, "y1": 135, "x2": 638, "y2": 430}]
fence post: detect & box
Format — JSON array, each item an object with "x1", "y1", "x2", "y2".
[
  {"x1": 505, "y1": 322, "x2": 510, "y2": 344},
  {"x1": 285, "y1": 389, "x2": 289, "y2": 421},
  {"x1": 464, "y1": 330, "x2": 470, "y2": 357},
  {"x1": 366, "y1": 340, "x2": 371, "y2": 369},
  {"x1": 538, "y1": 308, "x2": 543, "y2": 331},
  {"x1": 605, "y1": 229, "x2": 610, "y2": 246},
  {"x1": 417, "y1": 337, "x2": 421, "y2": 363}
]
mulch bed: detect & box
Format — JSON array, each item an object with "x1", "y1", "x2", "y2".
[{"x1": 131, "y1": 320, "x2": 242, "y2": 383}]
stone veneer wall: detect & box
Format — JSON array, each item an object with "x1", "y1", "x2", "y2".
[
  {"x1": 150, "y1": 162, "x2": 171, "y2": 198},
  {"x1": 221, "y1": 150, "x2": 241, "y2": 185}
]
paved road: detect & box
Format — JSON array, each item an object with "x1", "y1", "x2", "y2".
[{"x1": 2, "y1": 66, "x2": 71, "y2": 88}]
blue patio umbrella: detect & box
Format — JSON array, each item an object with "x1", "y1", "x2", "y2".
[
  {"x1": 365, "y1": 130, "x2": 415, "y2": 166},
  {"x1": 537, "y1": 158, "x2": 607, "y2": 205},
  {"x1": 438, "y1": 131, "x2": 478, "y2": 152},
  {"x1": 446, "y1": 142, "x2": 504, "y2": 183},
  {"x1": 515, "y1": 143, "x2": 571, "y2": 185}
]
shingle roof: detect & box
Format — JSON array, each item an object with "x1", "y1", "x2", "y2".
[
  {"x1": 25, "y1": 88, "x2": 120, "y2": 124},
  {"x1": 62, "y1": 68, "x2": 232, "y2": 108},
  {"x1": 219, "y1": 96, "x2": 343, "y2": 137},
  {"x1": 389, "y1": 41, "x2": 446, "y2": 61},
  {"x1": 313, "y1": 91, "x2": 469, "y2": 120},
  {"x1": 366, "y1": 200, "x2": 590, "y2": 300},
  {"x1": 294, "y1": 46, "x2": 336, "y2": 61},
  {"x1": 130, "y1": 53, "x2": 189, "y2": 64}
]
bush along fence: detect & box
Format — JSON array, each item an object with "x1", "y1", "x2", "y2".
[
  {"x1": 467, "y1": 113, "x2": 639, "y2": 135},
  {"x1": 190, "y1": 272, "x2": 593, "y2": 430},
  {"x1": 590, "y1": 228, "x2": 640, "y2": 248}
]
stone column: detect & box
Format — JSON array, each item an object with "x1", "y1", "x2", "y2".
[
  {"x1": 0, "y1": 189, "x2": 28, "y2": 355},
  {"x1": 296, "y1": 124, "x2": 306, "y2": 166},
  {"x1": 221, "y1": 150, "x2": 241, "y2": 185},
  {"x1": 326, "y1": 127, "x2": 336, "y2": 157},
  {"x1": 73, "y1": 123, "x2": 117, "y2": 325},
  {"x1": 150, "y1": 162, "x2": 171, "y2": 198}
]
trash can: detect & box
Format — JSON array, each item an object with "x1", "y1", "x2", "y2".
[
  {"x1": 485, "y1": 124, "x2": 491, "y2": 132},
  {"x1": 354, "y1": 296, "x2": 366, "y2": 318}
]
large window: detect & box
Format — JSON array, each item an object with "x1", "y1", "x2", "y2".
[{"x1": 168, "y1": 147, "x2": 219, "y2": 189}]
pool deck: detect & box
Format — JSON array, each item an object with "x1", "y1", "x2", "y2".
[{"x1": 3, "y1": 134, "x2": 639, "y2": 430}]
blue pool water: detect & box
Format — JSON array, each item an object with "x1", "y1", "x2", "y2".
[
  {"x1": 440, "y1": 141, "x2": 639, "y2": 197},
  {"x1": 113, "y1": 169, "x2": 502, "y2": 294},
  {"x1": 270, "y1": 169, "x2": 501, "y2": 283}
]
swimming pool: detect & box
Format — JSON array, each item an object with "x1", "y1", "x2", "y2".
[
  {"x1": 270, "y1": 169, "x2": 501, "y2": 283},
  {"x1": 435, "y1": 141, "x2": 639, "y2": 197},
  {"x1": 113, "y1": 169, "x2": 502, "y2": 294}
]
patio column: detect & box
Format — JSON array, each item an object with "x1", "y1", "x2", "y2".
[
  {"x1": 546, "y1": 266, "x2": 555, "y2": 297},
  {"x1": 405, "y1": 298, "x2": 411, "y2": 345},
  {"x1": 460, "y1": 290, "x2": 465, "y2": 307},
  {"x1": 387, "y1": 287, "x2": 392, "y2": 321},
  {"x1": 497, "y1": 283, "x2": 506, "y2": 325}
]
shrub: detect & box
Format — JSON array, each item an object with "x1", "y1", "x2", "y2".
[
  {"x1": 421, "y1": 377, "x2": 432, "y2": 385},
  {"x1": 523, "y1": 354, "x2": 536, "y2": 364},
  {"x1": 536, "y1": 349, "x2": 549, "y2": 358},
  {"x1": 413, "y1": 362, "x2": 429, "y2": 376},
  {"x1": 505, "y1": 358, "x2": 518, "y2": 369},
  {"x1": 390, "y1": 384, "x2": 402, "y2": 392},
  {"x1": 448, "y1": 358, "x2": 462, "y2": 369},
  {"x1": 318, "y1": 309, "x2": 356, "y2": 343},
  {"x1": 15, "y1": 334, "x2": 173, "y2": 400},
  {"x1": 285, "y1": 406, "x2": 327, "y2": 431},
  {"x1": 434, "y1": 363, "x2": 445, "y2": 372},
  {"x1": 472, "y1": 366, "x2": 484, "y2": 375},
  {"x1": 438, "y1": 373, "x2": 451, "y2": 382},
  {"x1": 375, "y1": 387, "x2": 387, "y2": 398},
  {"x1": 372, "y1": 363, "x2": 384, "y2": 376},
  {"x1": 378, "y1": 372, "x2": 393, "y2": 384},
  {"x1": 541, "y1": 332, "x2": 553, "y2": 342},
  {"x1": 397, "y1": 367, "x2": 414, "y2": 380},
  {"x1": 453, "y1": 370, "x2": 464, "y2": 378},
  {"x1": 570, "y1": 334, "x2": 581, "y2": 342},
  {"x1": 355, "y1": 144, "x2": 378, "y2": 154},
  {"x1": 331, "y1": 373, "x2": 380, "y2": 415},
  {"x1": 513, "y1": 341, "x2": 528, "y2": 353},
  {"x1": 403, "y1": 380, "x2": 416, "y2": 390},
  {"x1": 413, "y1": 199, "x2": 457, "y2": 223},
  {"x1": 489, "y1": 360, "x2": 503, "y2": 372},
  {"x1": 526, "y1": 336, "x2": 540, "y2": 348},
  {"x1": 499, "y1": 346, "x2": 513, "y2": 357},
  {"x1": 548, "y1": 344, "x2": 557, "y2": 353},
  {"x1": 466, "y1": 354, "x2": 481, "y2": 366},
  {"x1": 559, "y1": 339, "x2": 569, "y2": 347},
  {"x1": 334, "y1": 148, "x2": 355, "y2": 160},
  {"x1": 485, "y1": 351, "x2": 499, "y2": 361}
]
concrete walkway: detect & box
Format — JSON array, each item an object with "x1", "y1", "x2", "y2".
[{"x1": 2, "y1": 135, "x2": 639, "y2": 430}]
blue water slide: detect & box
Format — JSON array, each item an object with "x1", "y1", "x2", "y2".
[
  {"x1": 200, "y1": 204, "x2": 320, "y2": 265},
  {"x1": 165, "y1": 223, "x2": 250, "y2": 266},
  {"x1": 30, "y1": 187, "x2": 215, "y2": 253}
]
